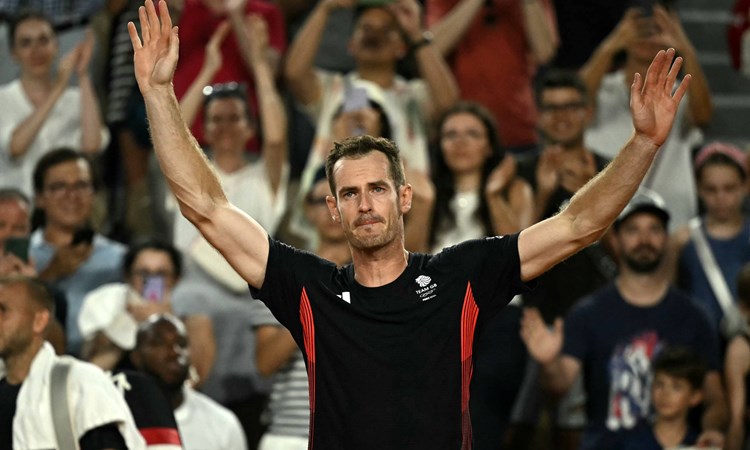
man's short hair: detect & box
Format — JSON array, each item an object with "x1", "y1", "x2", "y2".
[
  {"x1": 652, "y1": 347, "x2": 708, "y2": 391},
  {"x1": 32, "y1": 147, "x2": 95, "y2": 194},
  {"x1": 535, "y1": 69, "x2": 590, "y2": 106},
  {"x1": 123, "y1": 239, "x2": 183, "y2": 279},
  {"x1": 0, "y1": 188, "x2": 31, "y2": 208},
  {"x1": 202, "y1": 82, "x2": 255, "y2": 127},
  {"x1": 0, "y1": 275, "x2": 55, "y2": 315},
  {"x1": 324, "y1": 135, "x2": 405, "y2": 197},
  {"x1": 8, "y1": 9, "x2": 54, "y2": 48}
]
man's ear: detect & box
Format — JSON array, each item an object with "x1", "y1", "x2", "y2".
[
  {"x1": 32, "y1": 309, "x2": 50, "y2": 335},
  {"x1": 400, "y1": 184, "x2": 413, "y2": 214},
  {"x1": 326, "y1": 195, "x2": 340, "y2": 222}
]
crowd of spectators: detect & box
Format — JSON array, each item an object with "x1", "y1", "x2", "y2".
[{"x1": 1, "y1": 0, "x2": 749, "y2": 448}]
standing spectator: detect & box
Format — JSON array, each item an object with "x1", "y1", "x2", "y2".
[
  {"x1": 131, "y1": 314, "x2": 247, "y2": 450},
  {"x1": 521, "y1": 190, "x2": 727, "y2": 450},
  {"x1": 173, "y1": 0, "x2": 286, "y2": 148},
  {"x1": 30, "y1": 148, "x2": 125, "y2": 356},
  {"x1": 0, "y1": 11, "x2": 108, "y2": 197},
  {"x1": 79, "y1": 239, "x2": 215, "y2": 386},
  {"x1": 285, "y1": 0, "x2": 459, "y2": 185},
  {"x1": 582, "y1": 4, "x2": 713, "y2": 229},
  {"x1": 0, "y1": 275, "x2": 145, "y2": 449},
  {"x1": 426, "y1": 0, "x2": 558, "y2": 153},
  {"x1": 622, "y1": 348, "x2": 708, "y2": 450},
  {"x1": 672, "y1": 142, "x2": 750, "y2": 335}
]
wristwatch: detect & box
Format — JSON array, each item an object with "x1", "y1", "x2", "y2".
[{"x1": 411, "y1": 30, "x2": 434, "y2": 51}]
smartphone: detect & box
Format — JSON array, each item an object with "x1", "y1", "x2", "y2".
[
  {"x1": 3, "y1": 236, "x2": 29, "y2": 262},
  {"x1": 342, "y1": 86, "x2": 369, "y2": 113},
  {"x1": 142, "y1": 275, "x2": 166, "y2": 303},
  {"x1": 71, "y1": 227, "x2": 95, "y2": 246}
]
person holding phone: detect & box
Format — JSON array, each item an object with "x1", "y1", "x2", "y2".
[{"x1": 30, "y1": 148, "x2": 126, "y2": 356}]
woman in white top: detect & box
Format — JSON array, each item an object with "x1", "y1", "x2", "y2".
[
  {"x1": 407, "y1": 101, "x2": 534, "y2": 253},
  {"x1": 0, "y1": 10, "x2": 107, "y2": 196}
]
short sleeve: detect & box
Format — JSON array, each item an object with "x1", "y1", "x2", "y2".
[{"x1": 249, "y1": 237, "x2": 336, "y2": 332}]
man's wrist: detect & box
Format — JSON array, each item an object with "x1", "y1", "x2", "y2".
[{"x1": 410, "y1": 30, "x2": 434, "y2": 51}]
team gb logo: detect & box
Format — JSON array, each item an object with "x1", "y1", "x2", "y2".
[{"x1": 415, "y1": 275, "x2": 432, "y2": 287}]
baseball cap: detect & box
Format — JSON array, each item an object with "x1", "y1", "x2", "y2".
[{"x1": 614, "y1": 188, "x2": 670, "y2": 230}]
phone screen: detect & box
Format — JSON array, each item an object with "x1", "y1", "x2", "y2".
[
  {"x1": 3, "y1": 237, "x2": 30, "y2": 262},
  {"x1": 342, "y1": 86, "x2": 369, "y2": 113},
  {"x1": 142, "y1": 275, "x2": 166, "y2": 303}
]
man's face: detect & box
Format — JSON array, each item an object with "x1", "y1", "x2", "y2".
[
  {"x1": 0, "y1": 283, "x2": 44, "y2": 360},
  {"x1": 306, "y1": 179, "x2": 346, "y2": 243},
  {"x1": 616, "y1": 212, "x2": 667, "y2": 273},
  {"x1": 0, "y1": 199, "x2": 30, "y2": 247},
  {"x1": 126, "y1": 249, "x2": 179, "y2": 300},
  {"x1": 204, "y1": 97, "x2": 254, "y2": 153},
  {"x1": 538, "y1": 87, "x2": 591, "y2": 147},
  {"x1": 35, "y1": 159, "x2": 94, "y2": 232},
  {"x1": 327, "y1": 151, "x2": 410, "y2": 251},
  {"x1": 697, "y1": 164, "x2": 747, "y2": 222},
  {"x1": 134, "y1": 320, "x2": 190, "y2": 390},
  {"x1": 349, "y1": 8, "x2": 406, "y2": 65}
]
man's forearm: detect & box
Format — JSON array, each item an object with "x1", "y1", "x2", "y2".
[
  {"x1": 143, "y1": 87, "x2": 227, "y2": 222},
  {"x1": 562, "y1": 133, "x2": 659, "y2": 243},
  {"x1": 413, "y1": 42, "x2": 459, "y2": 119}
]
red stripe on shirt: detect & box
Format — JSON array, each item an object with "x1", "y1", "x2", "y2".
[
  {"x1": 460, "y1": 283, "x2": 479, "y2": 450},
  {"x1": 300, "y1": 288, "x2": 317, "y2": 448},
  {"x1": 139, "y1": 427, "x2": 182, "y2": 445}
]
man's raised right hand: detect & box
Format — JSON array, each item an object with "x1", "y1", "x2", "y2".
[{"x1": 128, "y1": 0, "x2": 180, "y2": 95}]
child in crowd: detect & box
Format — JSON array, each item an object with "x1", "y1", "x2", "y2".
[{"x1": 622, "y1": 347, "x2": 708, "y2": 450}]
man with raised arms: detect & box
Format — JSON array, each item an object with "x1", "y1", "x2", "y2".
[{"x1": 128, "y1": 1, "x2": 690, "y2": 448}]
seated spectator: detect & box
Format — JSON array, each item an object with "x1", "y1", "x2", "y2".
[
  {"x1": 0, "y1": 276, "x2": 145, "y2": 449},
  {"x1": 672, "y1": 142, "x2": 750, "y2": 337},
  {"x1": 131, "y1": 314, "x2": 247, "y2": 450},
  {"x1": 173, "y1": 0, "x2": 286, "y2": 148},
  {"x1": 622, "y1": 348, "x2": 707, "y2": 450},
  {"x1": 725, "y1": 262, "x2": 750, "y2": 450},
  {"x1": 0, "y1": 10, "x2": 108, "y2": 197},
  {"x1": 30, "y1": 148, "x2": 125, "y2": 356},
  {"x1": 426, "y1": 0, "x2": 558, "y2": 153},
  {"x1": 0, "y1": 187, "x2": 66, "y2": 353},
  {"x1": 284, "y1": 0, "x2": 459, "y2": 178},
  {"x1": 520, "y1": 190, "x2": 727, "y2": 449},
  {"x1": 581, "y1": 3, "x2": 713, "y2": 229},
  {"x1": 79, "y1": 239, "x2": 215, "y2": 386}
]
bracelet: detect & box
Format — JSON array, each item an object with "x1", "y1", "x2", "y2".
[{"x1": 411, "y1": 30, "x2": 434, "y2": 51}]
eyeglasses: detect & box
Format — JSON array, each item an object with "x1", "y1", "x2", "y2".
[
  {"x1": 44, "y1": 181, "x2": 93, "y2": 198},
  {"x1": 441, "y1": 129, "x2": 487, "y2": 141},
  {"x1": 540, "y1": 102, "x2": 587, "y2": 114}
]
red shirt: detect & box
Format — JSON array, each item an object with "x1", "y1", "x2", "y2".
[{"x1": 173, "y1": 0, "x2": 287, "y2": 147}]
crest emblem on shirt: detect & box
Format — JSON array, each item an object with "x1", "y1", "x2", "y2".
[{"x1": 415, "y1": 275, "x2": 432, "y2": 287}]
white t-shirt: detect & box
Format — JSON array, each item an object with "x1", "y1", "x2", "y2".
[
  {"x1": 0, "y1": 79, "x2": 110, "y2": 196},
  {"x1": 175, "y1": 386, "x2": 248, "y2": 450},
  {"x1": 584, "y1": 70, "x2": 702, "y2": 230}
]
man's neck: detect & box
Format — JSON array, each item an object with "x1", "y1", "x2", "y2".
[
  {"x1": 615, "y1": 270, "x2": 670, "y2": 307},
  {"x1": 653, "y1": 414, "x2": 690, "y2": 448},
  {"x1": 43, "y1": 224, "x2": 77, "y2": 247},
  {"x1": 165, "y1": 384, "x2": 185, "y2": 411},
  {"x1": 3, "y1": 339, "x2": 43, "y2": 385},
  {"x1": 351, "y1": 239, "x2": 409, "y2": 287},
  {"x1": 355, "y1": 66, "x2": 396, "y2": 90}
]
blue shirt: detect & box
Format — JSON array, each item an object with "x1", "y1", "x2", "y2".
[
  {"x1": 30, "y1": 229, "x2": 125, "y2": 355},
  {"x1": 621, "y1": 420, "x2": 699, "y2": 450}
]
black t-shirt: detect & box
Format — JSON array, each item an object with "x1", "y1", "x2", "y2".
[
  {"x1": 251, "y1": 234, "x2": 529, "y2": 449},
  {"x1": 0, "y1": 377, "x2": 127, "y2": 450}
]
